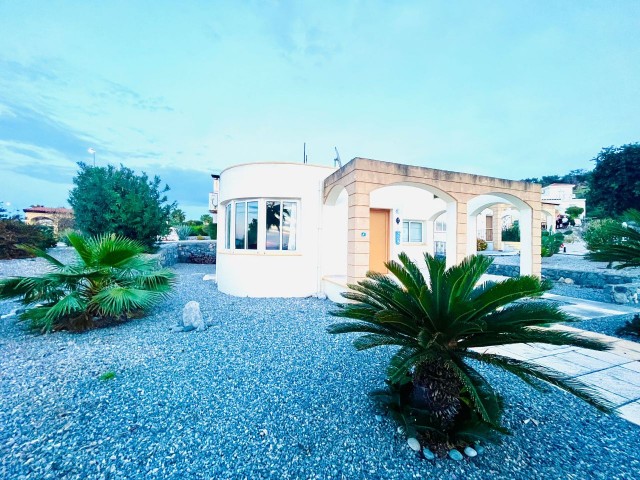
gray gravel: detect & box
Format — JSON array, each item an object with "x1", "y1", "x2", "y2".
[{"x1": 1, "y1": 253, "x2": 640, "y2": 479}]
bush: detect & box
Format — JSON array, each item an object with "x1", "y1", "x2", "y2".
[
  {"x1": 476, "y1": 238, "x2": 488, "y2": 251},
  {"x1": 175, "y1": 225, "x2": 193, "y2": 240},
  {"x1": 617, "y1": 314, "x2": 640, "y2": 338},
  {"x1": 0, "y1": 233, "x2": 175, "y2": 332},
  {"x1": 207, "y1": 223, "x2": 217, "y2": 240},
  {"x1": 68, "y1": 162, "x2": 175, "y2": 249},
  {"x1": 501, "y1": 221, "x2": 520, "y2": 241},
  {"x1": 583, "y1": 218, "x2": 620, "y2": 252},
  {"x1": 0, "y1": 220, "x2": 57, "y2": 259},
  {"x1": 585, "y1": 209, "x2": 640, "y2": 269},
  {"x1": 542, "y1": 230, "x2": 565, "y2": 257}
]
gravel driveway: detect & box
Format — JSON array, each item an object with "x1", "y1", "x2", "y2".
[{"x1": 1, "y1": 257, "x2": 639, "y2": 479}]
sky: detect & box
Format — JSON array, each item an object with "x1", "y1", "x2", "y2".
[{"x1": 0, "y1": 1, "x2": 639, "y2": 219}]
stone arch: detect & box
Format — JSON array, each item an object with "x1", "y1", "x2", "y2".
[
  {"x1": 323, "y1": 157, "x2": 541, "y2": 283},
  {"x1": 467, "y1": 193, "x2": 537, "y2": 275}
]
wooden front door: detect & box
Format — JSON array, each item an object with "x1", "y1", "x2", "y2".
[{"x1": 369, "y1": 209, "x2": 390, "y2": 274}]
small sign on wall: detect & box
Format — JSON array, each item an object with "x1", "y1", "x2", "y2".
[{"x1": 395, "y1": 231, "x2": 401, "y2": 245}]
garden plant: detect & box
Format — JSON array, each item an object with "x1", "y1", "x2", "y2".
[
  {"x1": 328, "y1": 253, "x2": 611, "y2": 452},
  {"x1": 0, "y1": 232, "x2": 175, "y2": 332},
  {"x1": 585, "y1": 209, "x2": 640, "y2": 269}
]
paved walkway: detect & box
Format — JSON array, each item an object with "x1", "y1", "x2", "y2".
[{"x1": 477, "y1": 295, "x2": 640, "y2": 426}]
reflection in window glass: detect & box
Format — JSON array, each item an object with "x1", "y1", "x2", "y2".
[
  {"x1": 225, "y1": 203, "x2": 231, "y2": 249},
  {"x1": 282, "y1": 202, "x2": 297, "y2": 250},
  {"x1": 402, "y1": 222, "x2": 409, "y2": 243},
  {"x1": 266, "y1": 201, "x2": 281, "y2": 250},
  {"x1": 247, "y1": 201, "x2": 258, "y2": 250},
  {"x1": 235, "y1": 202, "x2": 246, "y2": 249}
]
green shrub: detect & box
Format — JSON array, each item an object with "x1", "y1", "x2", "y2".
[
  {"x1": 0, "y1": 221, "x2": 57, "y2": 259},
  {"x1": 501, "y1": 221, "x2": 520, "y2": 241},
  {"x1": 476, "y1": 238, "x2": 488, "y2": 251},
  {"x1": 617, "y1": 314, "x2": 640, "y2": 338},
  {"x1": 0, "y1": 233, "x2": 175, "y2": 332},
  {"x1": 585, "y1": 209, "x2": 640, "y2": 269},
  {"x1": 175, "y1": 225, "x2": 192, "y2": 240},
  {"x1": 328, "y1": 253, "x2": 611, "y2": 447},
  {"x1": 583, "y1": 218, "x2": 621, "y2": 252},
  {"x1": 208, "y1": 223, "x2": 217, "y2": 240},
  {"x1": 542, "y1": 230, "x2": 564, "y2": 257}
]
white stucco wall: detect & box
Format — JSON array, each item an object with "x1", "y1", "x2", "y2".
[
  {"x1": 217, "y1": 162, "x2": 335, "y2": 297},
  {"x1": 369, "y1": 185, "x2": 447, "y2": 267}
]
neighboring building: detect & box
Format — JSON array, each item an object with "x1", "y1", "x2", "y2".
[
  {"x1": 541, "y1": 183, "x2": 586, "y2": 219},
  {"x1": 215, "y1": 158, "x2": 541, "y2": 299},
  {"x1": 23, "y1": 206, "x2": 74, "y2": 234}
]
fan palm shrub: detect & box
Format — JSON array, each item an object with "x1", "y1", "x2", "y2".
[
  {"x1": 328, "y1": 253, "x2": 611, "y2": 445},
  {"x1": 585, "y1": 209, "x2": 640, "y2": 269},
  {"x1": 0, "y1": 233, "x2": 175, "y2": 332}
]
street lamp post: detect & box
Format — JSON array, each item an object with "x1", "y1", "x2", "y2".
[{"x1": 88, "y1": 148, "x2": 96, "y2": 167}]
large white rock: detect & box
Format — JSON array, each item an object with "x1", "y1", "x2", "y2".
[{"x1": 182, "y1": 301, "x2": 205, "y2": 332}]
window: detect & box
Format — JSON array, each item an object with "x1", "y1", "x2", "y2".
[
  {"x1": 225, "y1": 203, "x2": 231, "y2": 249},
  {"x1": 402, "y1": 220, "x2": 423, "y2": 243},
  {"x1": 224, "y1": 199, "x2": 299, "y2": 252},
  {"x1": 266, "y1": 200, "x2": 297, "y2": 251},
  {"x1": 234, "y1": 201, "x2": 258, "y2": 250},
  {"x1": 435, "y1": 215, "x2": 447, "y2": 232},
  {"x1": 434, "y1": 241, "x2": 446, "y2": 256}
]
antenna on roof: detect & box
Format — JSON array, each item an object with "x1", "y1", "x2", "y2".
[
  {"x1": 333, "y1": 147, "x2": 342, "y2": 168},
  {"x1": 303, "y1": 143, "x2": 308, "y2": 164}
]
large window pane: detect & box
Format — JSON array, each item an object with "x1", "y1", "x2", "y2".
[
  {"x1": 247, "y1": 201, "x2": 258, "y2": 250},
  {"x1": 410, "y1": 222, "x2": 423, "y2": 243},
  {"x1": 235, "y1": 201, "x2": 246, "y2": 249},
  {"x1": 282, "y1": 201, "x2": 297, "y2": 251},
  {"x1": 225, "y1": 203, "x2": 231, "y2": 249},
  {"x1": 402, "y1": 221, "x2": 409, "y2": 243},
  {"x1": 265, "y1": 201, "x2": 281, "y2": 250}
]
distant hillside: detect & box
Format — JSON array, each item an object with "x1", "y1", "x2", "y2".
[{"x1": 521, "y1": 169, "x2": 590, "y2": 199}]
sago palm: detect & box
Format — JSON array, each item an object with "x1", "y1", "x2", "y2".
[
  {"x1": 0, "y1": 232, "x2": 175, "y2": 332},
  {"x1": 328, "y1": 252, "x2": 611, "y2": 441},
  {"x1": 586, "y1": 209, "x2": 640, "y2": 269}
]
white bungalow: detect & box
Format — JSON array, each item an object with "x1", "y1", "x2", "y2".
[{"x1": 213, "y1": 158, "x2": 542, "y2": 299}]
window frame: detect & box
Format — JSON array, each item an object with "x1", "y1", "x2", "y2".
[
  {"x1": 402, "y1": 220, "x2": 424, "y2": 244},
  {"x1": 222, "y1": 198, "x2": 300, "y2": 253}
]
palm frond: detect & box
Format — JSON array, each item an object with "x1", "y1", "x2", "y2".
[
  {"x1": 466, "y1": 351, "x2": 614, "y2": 412},
  {"x1": 353, "y1": 334, "x2": 417, "y2": 351},
  {"x1": 90, "y1": 286, "x2": 165, "y2": 317}
]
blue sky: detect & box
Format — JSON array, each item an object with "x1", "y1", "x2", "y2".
[{"x1": 1, "y1": 1, "x2": 639, "y2": 218}]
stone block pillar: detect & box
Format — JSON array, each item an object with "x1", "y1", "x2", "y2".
[
  {"x1": 492, "y1": 204, "x2": 505, "y2": 251},
  {"x1": 347, "y1": 191, "x2": 370, "y2": 284}
]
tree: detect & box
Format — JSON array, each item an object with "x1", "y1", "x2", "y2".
[
  {"x1": 69, "y1": 163, "x2": 175, "y2": 249},
  {"x1": 200, "y1": 214, "x2": 213, "y2": 225},
  {"x1": 328, "y1": 253, "x2": 610, "y2": 445},
  {"x1": 565, "y1": 206, "x2": 584, "y2": 220},
  {"x1": 588, "y1": 143, "x2": 640, "y2": 217},
  {"x1": 0, "y1": 233, "x2": 175, "y2": 332},
  {"x1": 169, "y1": 208, "x2": 186, "y2": 225}
]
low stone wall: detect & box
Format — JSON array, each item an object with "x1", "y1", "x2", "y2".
[
  {"x1": 155, "y1": 241, "x2": 216, "y2": 267},
  {"x1": 487, "y1": 264, "x2": 640, "y2": 289},
  {"x1": 605, "y1": 284, "x2": 640, "y2": 305}
]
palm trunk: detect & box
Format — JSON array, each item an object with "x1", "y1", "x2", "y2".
[{"x1": 411, "y1": 359, "x2": 462, "y2": 431}]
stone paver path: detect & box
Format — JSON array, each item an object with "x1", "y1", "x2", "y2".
[{"x1": 476, "y1": 295, "x2": 640, "y2": 426}]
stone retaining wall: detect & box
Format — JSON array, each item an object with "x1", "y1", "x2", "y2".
[
  {"x1": 487, "y1": 264, "x2": 640, "y2": 288},
  {"x1": 155, "y1": 241, "x2": 216, "y2": 267}
]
